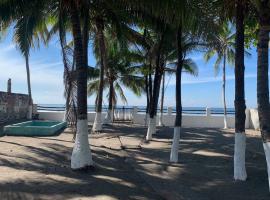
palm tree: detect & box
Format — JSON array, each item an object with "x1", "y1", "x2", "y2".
[
  {"x1": 88, "y1": 39, "x2": 144, "y2": 124},
  {"x1": 12, "y1": 1, "x2": 49, "y2": 119},
  {"x1": 234, "y1": 0, "x2": 247, "y2": 181},
  {"x1": 92, "y1": 16, "x2": 107, "y2": 132},
  {"x1": 218, "y1": 0, "x2": 256, "y2": 181},
  {"x1": 158, "y1": 72, "x2": 165, "y2": 126},
  {"x1": 251, "y1": 0, "x2": 270, "y2": 191},
  {"x1": 69, "y1": 0, "x2": 93, "y2": 170},
  {"x1": 89, "y1": 0, "x2": 130, "y2": 132},
  {"x1": 204, "y1": 23, "x2": 236, "y2": 129}
]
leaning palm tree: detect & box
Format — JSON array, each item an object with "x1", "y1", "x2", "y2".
[
  {"x1": 204, "y1": 23, "x2": 236, "y2": 129},
  {"x1": 45, "y1": 1, "x2": 78, "y2": 134},
  {"x1": 13, "y1": 1, "x2": 49, "y2": 119},
  {"x1": 14, "y1": 30, "x2": 33, "y2": 118}
]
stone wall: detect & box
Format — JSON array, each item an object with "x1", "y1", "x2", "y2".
[{"x1": 0, "y1": 91, "x2": 30, "y2": 124}]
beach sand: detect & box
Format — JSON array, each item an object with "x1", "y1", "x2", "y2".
[{"x1": 0, "y1": 124, "x2": 269, "y2": 200}]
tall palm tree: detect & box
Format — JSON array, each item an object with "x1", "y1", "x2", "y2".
[
  {"x1": 89, "y1": 0, "x2": 129, "y2": 132},
  {"x1": 251, "y1": 0, "x2": 270, "y2": 191},
  {"x1": 92, "y1": 16, "x2": 107, "y2": 132},
  {"x1": 12, "y1": 0, "x2": 49, "y2": 118},
  {"x1": 158, "y1": 72, "x2": 165, "y2": 126},
  {"x1": 204, "y1": 23, "x2": 236, "y2": 129},
  {"x1": 218, "y1": 0, "x2": 256, "y2": 181},
  {"x1": 234, "y1": 0, "x2": 247, "y2": 181},
  {"x1": 69, "y1": 0, "x2": 93, "y2": 170}
]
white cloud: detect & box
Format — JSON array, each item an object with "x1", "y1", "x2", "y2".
[
  {"x1": 166, "y1": 73, "x2": 257, "y2": 86},
  {"x1": 0, "y1": 45, "x2": 65, "y2": 104}
]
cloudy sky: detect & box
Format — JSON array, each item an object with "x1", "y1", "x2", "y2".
[{"x1": 0, "y1": 28, "x2": 261, "y2": 108}]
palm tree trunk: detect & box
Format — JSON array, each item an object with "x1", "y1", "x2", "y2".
[
  {"x1": 222, "y1": 54, "x2": 228, "y2": 129},
  {"x1": 170, "y1": 27, "x2": 182, "y2": 163},
  {"x1": 234, "y1": 0, "x2": 247, "y2": 181},
  {"x1": 257, "y1": 2, "x2": 270, "y2": 190},
  {"x1": 159, "y1": 71, "x2": 165, "y2": 126},
  {"x1": 70, "y1": 0, "x2": 93, "y2": 170},
  {"x1": 145, "y1": 75, "x2": 150, "y2": 126},
  {"x1": 92, "y1": 17, "x2": 106, "y2": 132},
  {"x1": 25, "y1": 55, "x2": 33, "y2": 119},
  {"x1": 105, "y1": 79, "x2": 114, "y2": 124},
  {"x1": 146, "y1": 53, "x2": 163, "y2": 141}
]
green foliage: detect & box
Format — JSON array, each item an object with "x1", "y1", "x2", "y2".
[{"x1": 204, "y1": 22, "x2": 236, "y2": 76}]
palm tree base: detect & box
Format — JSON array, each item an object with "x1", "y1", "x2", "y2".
[
  {"x1": 146, "y1": 117, "x2": 156, "y2": 141},
  {"x1": 71, "y1": 119, "x2": 93, "y2": 169},
  {"x1": 104, "y1": 110, "x2": 113, "y2": 124},
  {"x1": 223, "y1": 115, "x2": 228, "y2": 129},
  {"x1": 144, "y1": 113, "x2": 149, "y2": 126},
  {"x1": 263, "y1": 142, "x2": 270, "y2": 191},
  {"x1": 170, "y1": 126, "x2": 181, "y2": 163},
  {"x1": 234, "y1": 132, "x2": 247, "y2": 181},
  {"x1": 71, "y1": 165, "x2": 95, "y2": 172},
  {"x1": 152, "y1": 116, "x2": 157, "y2": 134},
  {"x1": 158, "y1": 114, "x2": 165, "y2": 127},
  {"x1": 92, "y1": 112, "x2": 103, "y2": 132}
]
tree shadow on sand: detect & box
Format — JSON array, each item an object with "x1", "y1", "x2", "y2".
[{"x1": 0, "y1": 125, "x2": 269, "y2": 200}]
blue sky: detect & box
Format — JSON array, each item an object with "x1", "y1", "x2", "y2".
[{"x1": 0, "y1": 28, "x2": 261, "y2": 108}]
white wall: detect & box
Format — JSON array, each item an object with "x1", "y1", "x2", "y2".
[
  {"x1": 133, "y1": 113, "x2": 235, "y2": 128},
  {"x1": 250, "y1": 109, "x2": 260, "y2": 130},
  {"x1": 38, "y1": 111, "x2": 65, "y2": 121},
  {"x1": 37, "y1": 107, "x2": 257, "y2": 129},
  {"x1": 38, "y1": 111, "x2": 106, "y2": 123}
]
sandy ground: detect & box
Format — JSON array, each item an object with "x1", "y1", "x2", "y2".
[{"x1": 0, "y1": 123, "x2": 269, "y2": 200}]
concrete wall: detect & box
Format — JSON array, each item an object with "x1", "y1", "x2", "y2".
[
  {"x1": 38, "y1": 111, "x2": 107, "y2": 122},
  {"x1": 0, "y1": 91, "x2": 30, "y2": 124},
  {"x1": 133, "y1": 113, "x2": 236, "y2": 128},
  {"x1": 38, "y1": 108, "x2": 260, "y2": 129},
  {"x1": 249, "y1": 109, "x2": 260, "y2": 130}
]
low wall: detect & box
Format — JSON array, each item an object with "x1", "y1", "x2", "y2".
[
  {"x1": 38, "y1": 111, "x2": 106, "y2": 122},
  {"x1": 0, "y1": 91, "x2": 30, "y2": 123},
  {"x1": 133, "y1": 113, "x2": 236, "y2": 128},
  {"x1": 37, "y1": 108, "x2": 260, "y2": 129},
  {"x1": 250, "y1": 109, "x2": 260, "y2": 130}
]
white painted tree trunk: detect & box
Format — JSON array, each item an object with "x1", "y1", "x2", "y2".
[
  {"x1": 158, "y1": 113, "x2": 164, "y2": 126},
  {"x1": 170, "y1": 127, "x2": 181, "y2": 163},
  {"x1": 263, "y1": 142, "x2": 270, "y2": 191},
  {"x1": 71, "y1": 119, "x2": 93, "y2": 169},
  {"x1": 146, "y1": 117, "x2": 156, "y2": 141},
  {"x1": 224, "y1": 114, "x2": 228, "y2": 129},
  {"x1": 152, "y1": 116, "x2": 157, "y2": 134},
  {"x1": 92, "y1": 112, "x2": 102, "y2": 132},
  {"x1": 145, "y1": 113, "x2": 149, "y2": 126},
  {"x1": 234, "y1": 132, "x2": 247, "y2": 181},
  {"x1": 222, "y1": 56, "x2": 228, "y2": 129},
  {"x1": 27, "y1": 105, "x2": 33, "y2": 120},
  {"x1": 104, "y1": 109, "x2": 113, "y2": 124}
]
